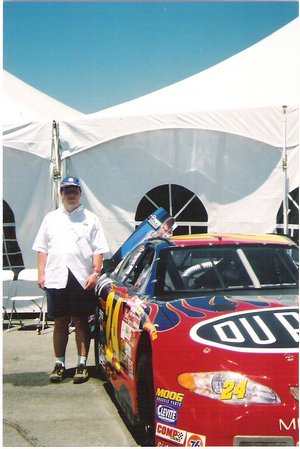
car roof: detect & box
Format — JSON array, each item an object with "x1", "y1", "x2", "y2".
[{"x1": 169, "y1": 233, "x2": 296, "y2": 247}]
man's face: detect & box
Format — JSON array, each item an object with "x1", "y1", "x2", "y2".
[{"x1": 61, "y1": 186, "x2": 81, "y2": 211}]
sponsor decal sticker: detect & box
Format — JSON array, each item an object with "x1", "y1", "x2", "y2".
[
  {"x1": 147, "y1": 214, "x2": 162, "y2": 230},
  {"x1": 157, "y1": 404, "x2": 178, "y2": 425},
  {"x1": 190, "y1": 307, "x2": 299, "y2": 353},
  {"x1": 120, "y1": 321, "x2": 133, "y2": 341},
  {"x1": 186, "y1": 432, "x2": 206, "y2": 447},
  {"x1": 156, "y1": 423, "x2": 186, "y2": 444},
  {"x1": 279, "y1": 418, "x2": 299, "y2": 431},
  {"x1": 156, "y1": 388, "x2": 184, "y2": 407},
  {"x1": 120, "y1": 340, "x2": 132, "y2": 357}
]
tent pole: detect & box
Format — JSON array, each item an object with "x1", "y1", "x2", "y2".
[
  {"x1": 51, "y1": 120, "x2": 62, "y2": 209},
  {"x1": 282, "y1": 105, "x2": 288, "y2": 235}
]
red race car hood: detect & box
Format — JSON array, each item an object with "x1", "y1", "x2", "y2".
[
  {"x1": 146, "y1": 294, "x2": 298, "y2": 355},
  {"x1": 145, "y1": 294, "x2": 298, "y2": 404}
]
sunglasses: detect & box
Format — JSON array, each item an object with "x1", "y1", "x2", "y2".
[{"x1": 61, "y1": 187, "x2": 81, "y2": 194}]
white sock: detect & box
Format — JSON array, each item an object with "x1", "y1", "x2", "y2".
[
  {"x1": 78, "y1": 356, "x2": 87, "y2": 366},
  {"x1": 56, "y1": 357, "x2": 65, "y2": 367}
]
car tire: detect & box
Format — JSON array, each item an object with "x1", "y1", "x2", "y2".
[{"x1": 136, "y1": 344, "x2": 155, "y2": 446}]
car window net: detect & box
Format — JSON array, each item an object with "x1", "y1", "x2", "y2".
[{"x1": 156, "y1": 245, "x2": 298, "y2": 295}]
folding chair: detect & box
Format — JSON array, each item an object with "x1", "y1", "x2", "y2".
[
  {"x1": 2, "y1": 269, "x2": 15, "y2": 323},
  {"x1": 8, "y1": 268, "x2": 48, "y2": 334}
]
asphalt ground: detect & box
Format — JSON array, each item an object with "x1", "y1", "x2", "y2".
[{"x1": 2, "y1": 319, "x2": 140, "y2": 447}]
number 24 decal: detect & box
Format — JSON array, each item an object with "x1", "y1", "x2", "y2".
[{"x1": 220, "y1": 380, "x2": 248, "y2": 400}]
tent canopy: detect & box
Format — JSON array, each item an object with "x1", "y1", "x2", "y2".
[
  {"x1": 2, "y1": 20, "x2": 299, "y2": 268},
  {"x1": 59, "y1": 18, "x2": 299, "y2": 158},
  {"x1": 57, "y1": 19, "x2": 298, "y2": 253},
  {"x1": 2, "y1": 70, "x2": 83, "y2": 129},
  {"x1": 94, "y1": 19, "x2": 299, "y2": 115}
]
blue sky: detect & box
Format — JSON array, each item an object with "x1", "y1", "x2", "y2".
[{"x1": 3, "y1": 1, "x2": 299, "y2": 114}]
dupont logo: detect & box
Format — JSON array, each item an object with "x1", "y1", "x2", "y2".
[
  {"x1": 190, "y1": 307, "x2": 299, "y2": 353},
  {"x1": 157, "y1": 405, "x2": 178, "y2": 424},
  {"x1": 156, "y1": 423, "x2": 186, "y2": 444}
]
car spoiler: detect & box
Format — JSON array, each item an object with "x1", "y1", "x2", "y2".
[{"x1": 102, "y1": 207, "x2": 176, "y2": 274}]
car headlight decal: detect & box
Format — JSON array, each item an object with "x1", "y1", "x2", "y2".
[
  {"x1": 177, "y1": 371, "x2": 281, "y2": 404},
  {"x1": 290, "y1": 386, "x2": 299, "y2": 401}
]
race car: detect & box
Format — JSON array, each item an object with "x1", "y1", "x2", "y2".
[{"x1": 94, "y1": 212, "x2": 299, "y2": 446}]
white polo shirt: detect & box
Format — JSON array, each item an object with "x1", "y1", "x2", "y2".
[{"x1": 32, "y1": 205, "x2": 109, "y2": 289}]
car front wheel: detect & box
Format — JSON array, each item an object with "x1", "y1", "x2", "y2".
[{"x1": 136, "y1": 345, "x2": 155, "y2": 446}]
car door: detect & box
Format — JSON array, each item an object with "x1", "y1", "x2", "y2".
[{"x1": 104, "y1": 244, "x2": 156, "y2": 374}]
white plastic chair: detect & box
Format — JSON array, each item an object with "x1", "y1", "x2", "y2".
[
  {"x1": 8, "y1": 268, "x2": 47, "y2": 333},
  {"x1": 2, "y1": 269, "x2": 15, "y2": 322}
]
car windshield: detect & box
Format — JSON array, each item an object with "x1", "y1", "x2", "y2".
[{"x1": 155, "y1": 244, "x2": 299, "y2": 296}]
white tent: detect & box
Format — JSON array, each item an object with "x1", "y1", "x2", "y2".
[
  {"x1": 2, "y1": 71, "x2": 84, "y2": 269},
  {"x1": 2, "y1": 70, "x2": 84, "y2": 128},
  {"x1": 58, "y1": 19, "x2": 299, "y2": 253}
]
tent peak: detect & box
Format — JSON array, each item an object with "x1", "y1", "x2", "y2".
[{"x1": 3, "y1": 70, "x2": 84, "y2": 126}]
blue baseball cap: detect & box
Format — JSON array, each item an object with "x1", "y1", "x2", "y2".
[{"x1": 60, "y1": 176, "x2": 81, "y2": 191}]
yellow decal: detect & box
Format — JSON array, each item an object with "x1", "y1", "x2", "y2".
[
  {"x1": 156, "y1": 388, "x2": 184, "y2": 403},
  {"x1": 220, "y1": 379, "x2": 248, "y2": 400},
  {"x1": 111, "y1": 296, "x2": 122, "y2": 362},
  {"x1": 171, "y1": 233, "x2": 289, "y2": 244},
  {"x1": 143, "y1": 322, "x2": 158, "y2": 340},
  {"x1": 105, "y1": 291, "x2": 115, "y2": 344},
  {"x1": 105, "y1": 290, "x2": 123, "y2": 369}
]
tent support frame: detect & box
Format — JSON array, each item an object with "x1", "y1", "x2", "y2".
[
  {"x1": 51, "y1": 120, "x2": 62, "y2": 209},
  {"x1": 282, "y1": 105, "x2": 289, "y2": 235}
]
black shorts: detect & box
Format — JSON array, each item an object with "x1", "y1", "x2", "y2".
[{"x1": 45, "y1": 270, "x2": 98, "y2": 320}]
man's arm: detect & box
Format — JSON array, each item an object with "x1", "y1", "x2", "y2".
[
  {"x1": 85, "y1": 253, "x2": 104, "y2": 291},
  {"x1": 37, "y1": 251, "x2": 48, "y2": 289},
  {"x1": 93, "y1": 253, "x2": 103, "y2": 274}
]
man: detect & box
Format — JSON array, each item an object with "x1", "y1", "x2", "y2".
[{"x1": 33, "y1": 177, "x2": 109, "y2": 384}]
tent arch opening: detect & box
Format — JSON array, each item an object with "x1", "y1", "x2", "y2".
[
  {"x1": 135, "y1": 184, "x2": 208, "y2": 235},
  {"x1": 2, "y1": 200, "x2": 25, "y2": 276},
  {"x1": 276, "y1": 187, "x2": 299, "y2": 242}
]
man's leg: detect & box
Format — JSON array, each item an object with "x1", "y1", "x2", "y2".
[
  {"x1": 72, "y1": 315, "x2": 89, "y2": 358},
  {"x1": 50, "y1": 316, "x2": 70, "y2": 383},
  {"x1": 73, "y1": 315, "x2": 90, "y2": 383},
  {"x1": 53, "y1": 315, "x2": 70, "y2": 359},
  {"x1": 46, "y1": 286, "x2": 70, "y2": 383},
  {"x1": 67, "y1": 271, "x2": 95, "y2": 383}
]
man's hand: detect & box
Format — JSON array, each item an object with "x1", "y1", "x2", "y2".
[
  {"x1": 85, "y1": 273, "x2": 98, "y2": 291},
  {"x1": 38, "y1": 274, "x2": 45, "y2": 290}
]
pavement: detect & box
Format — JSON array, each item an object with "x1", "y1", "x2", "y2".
[{"x1": 2, "y1": 319, "x2": 140, "y2": 447}]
